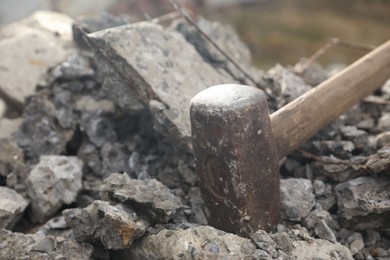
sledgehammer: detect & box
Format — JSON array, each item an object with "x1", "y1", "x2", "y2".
[{"x1": 190, "y1": 40, "x2": 390, "y2": 237}]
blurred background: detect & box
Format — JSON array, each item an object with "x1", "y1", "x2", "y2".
[{"x1": 1, "y1": 0, "x2": 389, "y2": 69}]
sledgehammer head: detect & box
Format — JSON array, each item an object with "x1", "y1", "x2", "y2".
[{"x1": 190, "y1": 84, "x2": 280, "y2": 237}]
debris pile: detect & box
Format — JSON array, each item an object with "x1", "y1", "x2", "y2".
[{"x1": 0, "y1": 10, "x2": 389, "y2": 259}]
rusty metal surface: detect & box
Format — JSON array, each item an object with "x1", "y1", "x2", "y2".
[{"x1": 190, "y1": 84, "x2": 280, "y2": 237}]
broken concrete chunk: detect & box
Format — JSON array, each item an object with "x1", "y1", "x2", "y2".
[
  {"x1": 347, "y1": 232, "x2": 364, "y2": 255},
  {"x1": 265, "y1": 64, "x2": 312, "y2": 108},
  {"x1": 280, "y1": 178, "x2": 316, "y2": 221},
  {"x1": 314, "y1": 219, "x2": 337, "y2": 243},
  {"x1": 86, "y1": 21, "x2": 237, "y2": 150},
  {"x1": 13, "y1": 95, "x2": 74, "y2": 161},
  {"x1": 0, "y1": 11, "x2": 75, "y2": 108},
  {"x1": 100, "y1": 173, "x2": 182, "y2": 223},
  {"x1": 33, "y1": 216, "x2": 73, "y2": 238},
  {"x1": 335, "y1": 176, "x2": 390, "y2": 230},
  {"x1": 126, "y1": 225, "x2": 259, "y2": 259},
  {"x1": 0, "y1": 187, "x2": 29, "y2": 229},
  {"x1": 172, "y1": 17, "x2": 264, "y2": 85},
  {"x1": 0, "y1": 138, "x2": 29, "y2": 193},
  {"x1": 27, "y1": 155, "x2": 83, "y2": 223},
  {"x1": 17, "y1": 10, "x2": 74, "y2": 42},
  {"x1": 294, "y1": 58, "x2": 328, "y2": 86},
  {"x1": 80, "y1": 111, "x2": 117, "y2": 147},
  {"x1": 63, "y1": 200, "x2": 147, "y2": 250},
  {"x1": 0, "y1": 229, "x2": 93, "y2": 260},
  {"x1": 250, "y1": 230, "x2": 278, "y2": 258},
  {"x1": 290, "y1": 239, "x2": 353, "y2": 259}
]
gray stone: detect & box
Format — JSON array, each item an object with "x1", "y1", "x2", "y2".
[
  {"x1": 0, "y1": 11, "x2": 74, "y2": 108},
  {"x1": 33, "y1": 216, "x2": 73, "y2": 238},
  {"x1": 13, "y1": 96, "x2": 74, "y2": 161},
  {"x1": 63, "y1": 200, "x2": 147, "y2": 250},
  {"x1": 311, "y1": 161, "x2": 361, "y2": 182},
  {"x1": 26, "y1": 155, "x2": 83, "y2": 223},
  {"x1": 100, "y1": 142, "x2": 130, "y2": 176},
  {"x1": 126, "y1": 225, "x2": 259, "y2": 259},
  {"x1": 0, "y1": 187, "x2": 29, "y2": 229},
  {"x1": 340, "y1": 126, "x2": 368, "y2": 150},
  {"x1": 271, "y1": 232, "x2": 293, "y2": 255},
  {"x1": 313, "y1": 179, "x2": 326, "y2": 197},
  {"x1": 187, "y1": 187, "x2": 208, "y2": 225},
  {"x1": 250, "y1": 230, "x2": 278, "y2": 258},
  {"x1": 86, "y1": 21, "x2": 237, "y2": 150},
  {"x1": 280, "y1": 178, "x2": 316, "y2": 221},
  {"x1": 317, "y1": 195, "x2": 337, "y2": 212},
  {"x1": 312, "y1": 140, "x2": 355, "y2": 158},
  {"x1": 347, "y1": 233, "x2": 364, "y2": 255},
  {"x1": 100, "y1": 173, "x2": 182, "y2": 223},
  {"x1": 375, "y1": 131, "x2": 390, "y2": 149},
  {"x1": 335, "y1": 177, "x2": 390, "y2": 230},
  {"x1": 365, "y1": 229, "x2": 381, "y2": 247},
  {"x1": 303, "y1": 209, "x2": 335, "y2": 230},
  {"x1": 266, "y1": 64, "x2": 312, "y2": 108},
  {"x1": 378, "y1": 113, "x2": 390, "y2": 132},
  {"x1": 48, "y1": 53, "x2": 94, "y2": 82},
  {"x1": 294, "y1": 59, "x2": 328, "y2": 86},
  {"x1": 0, "y1": 229, "x2": 93, "y2": 260},
  {"x1": 382, "y1": 79, "x2": 390, "y2": 99},
  {"x1": 314, "y1": 220, "x2": 336, "y2": 243},
  {"x1": 80, "y1": 111, "x2": 117, "y2": 148},
  {"x1": 0, "y1": 138, "x2": 29, "y2": 194}
]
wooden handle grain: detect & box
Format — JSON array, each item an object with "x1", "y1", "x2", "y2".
[{"x1": 271, "y1": 40, "x2": 390, "y2": 159}]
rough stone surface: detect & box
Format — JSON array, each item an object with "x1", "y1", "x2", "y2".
[
  {"x1": 126, "y1": 225, "x2": 259, "y2": 259},
  {"x1": 270, "y1": 227, "x2": 353, "y2": 259},
  {"x1": 0, "y1": 187, "x2": 29, "y2": 229},
  {"x1": 314, "y1": 219, "x2": 337, "y2": 243},
  {"x1": 375, "y1": 131, "x2": 390, "y2": 149},
  {"x1": 0, "y1": 229, "x2": 93, "y2": 260},
  {"x1": 172, "y1": 17, "x2": 265, "y2": 86},
  {"x1": 250, "y1": 230, "x2": 278, "y2": 258},
  {"x1": 86, "y1": 21, "x2": 237, "y2": 150},
  {"x1": 0, "y1": 11, "x2": 74, "y2": 107},
  {"x1": 335, "y1": 176, "x2": 390, "y2": 230},
  {"x1": 27, "y1": 155, "x2": 83, "y2": 222},
  {"x1": 378, "y1": 113, "x2": 390, "y2": 132},
  {"x1": 0, "y1": 118, "x2": 23, "y2": 139},
  {"x1": 100, "y1": 173, "x2": 182, "y2": 223},
  {"x1": 280, "y1": 178, "x2": 316, "y2": 221},
  {"x1": 63, "y1": 200, "x2": 147, "y2": 250},
  {"x1": 290, "y1": 239, "x2": 353, "y2": 259},
  {"x1": 265, "y1": 64, "x2": 312, "y2": 109},
  {"x1": 340, "y1": 125, "x2": 368, "y2": 151},
  {"x1": 13, "y1": 95, "x2": 74, "y2": 161}
]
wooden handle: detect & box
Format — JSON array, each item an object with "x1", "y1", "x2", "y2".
[{"x1": 271, "y1": 40, "x2": 390, "y2": 159}]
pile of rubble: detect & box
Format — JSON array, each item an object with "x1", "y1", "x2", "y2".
[{"x1": 0, "y1": 10, "x2": 389, "y2": 259}]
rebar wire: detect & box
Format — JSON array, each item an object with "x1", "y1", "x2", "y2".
[
  {"x1": 169, "y1": 0, "x2": 272, "y2": 98},
  {"x1": 295, "y1": 37, "x2": 377, "y2": 74}
]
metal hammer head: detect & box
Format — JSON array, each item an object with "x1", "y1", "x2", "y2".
[{"x1": 190, "y1": 84, "x2": 280, "y2": 237}]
